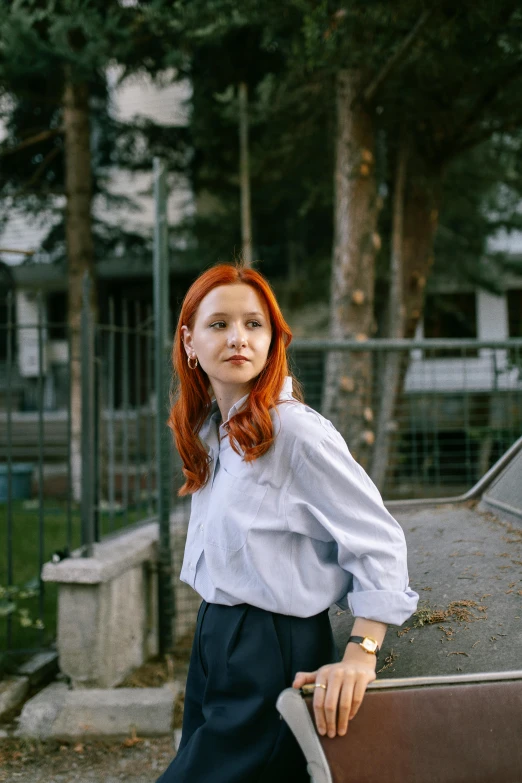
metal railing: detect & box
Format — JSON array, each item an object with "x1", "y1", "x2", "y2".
[{"x1": 0, "y1": 282, "x2": 182, "y2": 655}]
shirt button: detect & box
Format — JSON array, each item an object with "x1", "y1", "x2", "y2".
[{"x1": 200, "y1": 524, "x2": 204, "y2": 531}]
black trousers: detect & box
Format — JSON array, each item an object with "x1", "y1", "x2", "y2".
[{"x1": 156, "y1": 600, "x2": 337, "y2": 783}]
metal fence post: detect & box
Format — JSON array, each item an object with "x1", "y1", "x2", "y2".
[
  {"x1": 81, "y1": 272, "x2": 95, "y2": 557},
  {"x1": 153, "y1": 157, "x2": 174, "y2": 653},
  {"x1": 5, "y1": 290, "x2": 14, "y2": 649},
  {"x1": 93, "y1": 323, "x2": 101, "y2": 545},
  {"x1": 36, "y1": 291, "x2": 45, "y2": 637}
]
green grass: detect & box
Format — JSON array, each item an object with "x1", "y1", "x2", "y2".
[{"x1": 0, "y1": 499, "x2": 153, "y2": 657}]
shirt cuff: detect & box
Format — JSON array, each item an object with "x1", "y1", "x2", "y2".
[{"x1": 348, "y1": 587, "x2": 419, "y2": 627}]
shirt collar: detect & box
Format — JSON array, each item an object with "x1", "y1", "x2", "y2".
[{"x1": 198, "y1": 375, "x2": 294, "y2": 449}]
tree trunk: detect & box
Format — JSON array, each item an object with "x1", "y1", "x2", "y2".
[
  {"x1": 382, "y1": 154, "x2": 443, "y2": 494},
  {"x1": 238, "y1": 81, "x2": 253, "y2": 267},
  {"x1": 322, "y1": 69, "x2": 379, "y2": 469},
  {"x1": 63, "y1": 71, "x2": 97, "y2": 504},
  {"x1": 402, "y1": 159, "x2": 442, "y2": 341},
  {"x1": 369, "y1": 132, "x2": 408, "y2": 489}
]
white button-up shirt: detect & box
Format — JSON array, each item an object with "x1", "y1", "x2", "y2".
[{"x1": 180, "y1": 377, "x2": 418, "y2": 625}]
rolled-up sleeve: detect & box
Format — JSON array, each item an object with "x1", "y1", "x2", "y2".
[{"x1": 285, "y1": 431, "x2": 418, "y2": 626}]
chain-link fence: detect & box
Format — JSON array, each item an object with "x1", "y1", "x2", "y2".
[{"x1": 290, "y1": 338, "x2": 522, "y2": 499}]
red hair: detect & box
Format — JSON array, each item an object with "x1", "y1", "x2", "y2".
[{"x1": 167, "y1": 263, "x2": 303, "y2": 495}]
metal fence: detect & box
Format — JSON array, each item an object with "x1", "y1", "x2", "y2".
[
  {"x1": 0, "y1": 283, "x2": 184, "y2": 656},
  {"x1": 1, "y1": 289, "x2": 522, "y2": 657},
  {"x1": 290, "y1": 338, "x2": 522, "y2": 499}
]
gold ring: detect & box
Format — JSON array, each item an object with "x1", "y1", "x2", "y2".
[{"x1": 314, "y1": 683, "x2": 327, "y2": 690}]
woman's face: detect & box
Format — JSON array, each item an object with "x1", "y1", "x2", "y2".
[{"x1": 182, "y1": 283, "x2": 272, "y2": 398}]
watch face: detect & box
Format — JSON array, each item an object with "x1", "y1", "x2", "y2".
[{"x1": 361, "y1": 638, "x2": 378, "y2": 654}]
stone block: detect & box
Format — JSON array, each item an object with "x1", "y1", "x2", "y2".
[
  {"x1": 40, "y1": 510, "x2": 197, "y2": 689},
  {"x1": 42, "y1": 522, "x2": 158, "y2": 585},
  {"x1": 56, "y1": 562, "x2": 152, "y2": 688},
  {"x1": 17, "y1": 682, "x2": 177, "y2": 739},
  {"x1": 42, "y1": 523, "x2": 160, "y2": 688}
]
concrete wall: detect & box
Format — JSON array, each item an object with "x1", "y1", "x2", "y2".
[
  {"x1": 55, "y1": 564, "x2": 157, "y2": 688},
  {"x1": 42, "y1": 523, "x2": 158, "y2": 688},
  {"x1": 42, "y1": 518, "x2": 197, "y2": 689}
]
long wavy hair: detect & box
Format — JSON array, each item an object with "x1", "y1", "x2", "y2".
[{"x1": 167, "y1": 263, "x2": 303, "y2": 495}]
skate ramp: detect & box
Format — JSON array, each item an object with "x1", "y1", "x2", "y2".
[
  {"x1": 479, "y1": 444, "x2": 522, "y2": 525},
  {"x1": 330, "y1": 436, "x2": 522, "y2": 679}
]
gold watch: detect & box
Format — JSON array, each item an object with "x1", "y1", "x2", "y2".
[{"x1": 347, "y1": 635, "x2": 380, "y2": 656}]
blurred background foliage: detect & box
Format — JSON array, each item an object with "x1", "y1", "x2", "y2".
[{"x1": 1, "y1": 1, "x2": 522, "y2": 318}]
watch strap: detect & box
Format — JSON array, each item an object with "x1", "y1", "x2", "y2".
[{"x1": 347, "y1": 635, "x2": 380, "y2": 656}]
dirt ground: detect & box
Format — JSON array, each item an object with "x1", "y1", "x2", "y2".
[
  {"x1": 0, "y1": 653, "x2": 190, "y2": 783},
  {"x1": 0, "y1": 736, "x2": 178, "y2": 783}
]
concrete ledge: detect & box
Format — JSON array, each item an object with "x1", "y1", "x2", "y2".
[
  {"x1": 38, "y1": 508, "x2": 194, "y2": 689},
  {"x1": 17, "y1": 682, "x2": 179, "y2": 739},
  {"x1": 42, "y1": 522, "x2": 158, "y2": 585},
  {"x1": 41, "y1": 523, "x2": 160, "y2": 688},
  {"x1": 0, "y1": 676, "x2": 29, "y2": 720}
]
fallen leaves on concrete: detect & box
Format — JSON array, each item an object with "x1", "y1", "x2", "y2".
[{"x1": 413, "y1": 598, "x2": 488, "y2": 629}]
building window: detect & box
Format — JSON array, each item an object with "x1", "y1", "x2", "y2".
[
  {"x1": 0, "y1": 262, "x2": 16, "y2": 362},
  {"x1": 47, "y1": 292, "x2": 67, "y2": 339},
  {"x1": 507, "y1": 289, "x2": 522, "y2": 337},
  {"x1": 423, "y1": 292, "x2": 478, "y2": 357},
  {"x1": 507, "y1": 289, "x2": 522, "y2": 368}
]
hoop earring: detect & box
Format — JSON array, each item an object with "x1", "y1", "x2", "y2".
[{"x1": 187, "y1": 355, "x2": 198, "y2": 370}]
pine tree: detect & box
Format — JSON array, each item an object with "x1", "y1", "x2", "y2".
[{"x1": 0, "y1": 0, "x2": 185, "y2": 500}]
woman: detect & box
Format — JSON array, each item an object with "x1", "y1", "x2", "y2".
[{"x1": 157, "y1": 263, "x2": 418, "y2": 783}]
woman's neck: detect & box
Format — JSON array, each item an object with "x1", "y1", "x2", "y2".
[{"x1": 212, "y1": 382, "x2": 253, "y2": 424}]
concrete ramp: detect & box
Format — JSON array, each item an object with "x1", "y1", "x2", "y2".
[
  {"x1": 330, "y1": 436, "x2": 522, "y2": 679},
  {"x1": 480, "y1": 445, "x2": 522, "y2": 526}
]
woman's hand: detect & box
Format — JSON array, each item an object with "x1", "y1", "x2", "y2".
[{"x1": 292, "y1": 650, "x2": 377, "y2": 738}]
